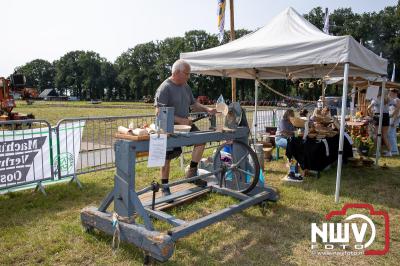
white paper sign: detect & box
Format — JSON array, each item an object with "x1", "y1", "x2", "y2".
[
  {"x1": 366, "y1": 85, "x2": 379, "y2": 100},
  {"x1": 147, "y1": 134, "x2": 167, "y2": 167}
]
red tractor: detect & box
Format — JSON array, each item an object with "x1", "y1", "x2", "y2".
[{"x1": 0, "y1": 73, "x2": 35, "y2": 121}]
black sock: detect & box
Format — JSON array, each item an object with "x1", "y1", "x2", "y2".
[
  {"x1": 190, "y1": 161, "x2": 198, "y2": 168},
  {"x1": 161, "y1": 179, "x2": 169, "y2": 184}
]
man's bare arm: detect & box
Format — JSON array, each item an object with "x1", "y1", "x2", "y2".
[
  {"x1": 156, "y1": 107, "x2": 192, "y2": 126},
  {"x1": 191, "y1": 101, "x2": 217, "y2": 115}
]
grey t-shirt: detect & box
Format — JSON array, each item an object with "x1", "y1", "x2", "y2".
[
  {"x1": 154, "y1": 79, "x2": 196, "y2": 118},
  {"x1": 276, "y1": 119, "x2": 295, "y2": 138}
]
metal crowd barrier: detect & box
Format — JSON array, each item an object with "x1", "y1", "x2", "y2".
[
  {"x1": 55, "y1": 115, "x2": 155, "y2": 180},
  {"x1": 1, "y1": 109, "x2": 289, "y2": 192},
  {"x1": 54, "y1": 112, "x2": 227, "y2": 178},
  {"x1": 0, "y1": 119, "x2": 54, "y2": 192},
  {"x1": 251, "y1": 109, "x2": 284, "y2": 135}
]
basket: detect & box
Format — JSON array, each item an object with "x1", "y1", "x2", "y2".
[
  {"x1": 263, "y1": 147, "x2": 273, "y2": 161},
  {"x1": 313, "y1": 116, "x2": 331, "y2": 124},
  {"x1": 326, "y1": 131, "x2": 338, "y2": 137},
  {"x1": 307, "y1": 132, "x2": 317, "y2": 138},
  {"x1": 316, "y1": 128, "x2": 332, "y2": 135},
  {"x1": 289, "y1": 117, "x2": 305, "y2": 128}
]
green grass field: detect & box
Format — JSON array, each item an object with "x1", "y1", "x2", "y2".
[
  {"x1": 13, "y1": 100, "x2": 156, "y2": 124},
  {"x1": 1, "y1": 101, "x2": 399, "y2": 265}
]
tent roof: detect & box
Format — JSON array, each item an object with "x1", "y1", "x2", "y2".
[{"x1": 181, "y1": 7, "x2": 388, "y2": 80}]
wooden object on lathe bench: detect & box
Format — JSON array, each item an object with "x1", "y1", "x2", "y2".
[
  {"x1": 115, "y1": 132, "x2": 150, "y2": 141},
  {"x1": 114, "y1": 133, "x2": 150, "y2": 157}
]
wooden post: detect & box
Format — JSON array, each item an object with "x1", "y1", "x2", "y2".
[{"x1": 230, "y1": 0, "x2": 236, "y2": 102}]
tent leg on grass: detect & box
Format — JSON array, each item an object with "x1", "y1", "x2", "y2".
[
  {"x1": 253, "y1": 79, "x2": 259, "y2": 145},
  {"x1": 335, "y1": 63, "x2": 349, "y2": 203},
  {"x1": 375, "y1": 79, "x2": 387, "y2": 165}
]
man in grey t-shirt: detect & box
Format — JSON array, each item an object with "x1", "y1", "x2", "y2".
[{"x1": 154, "y1": 59, "x2": 216, "y2": 196}]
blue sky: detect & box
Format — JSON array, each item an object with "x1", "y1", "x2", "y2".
[{"x1": 0, "y1": 0, "x2": 397, "y2": 75}]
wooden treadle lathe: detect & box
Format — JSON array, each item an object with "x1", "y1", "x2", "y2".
[{"x1": 80, "y1": 104, "x2": 279, "y2": 263}]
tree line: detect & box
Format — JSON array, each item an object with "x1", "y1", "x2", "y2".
[{"x1": 14, "y1": 3, "x2": 400, "y2": 102}]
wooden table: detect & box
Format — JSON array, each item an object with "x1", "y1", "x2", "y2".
[
  {"x1": 346, "y1": 120, "x2": 369, "y2": 137},
  {"x1": 346, "y1": 121, "x2": 368, "y2": 127}
]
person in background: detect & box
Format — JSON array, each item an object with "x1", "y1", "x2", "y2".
[
  {"x1": 311, "y1": 98, "x2": 323, "y2": 118},
  {"x1": 321, "y1": 107, "x2": 332, "y2": 119},
  {"x1": 277, "y1": 109, "x2": 303, "y2": 182},
  {"x1": 299, "y1": 109, "x2": 309, "y2": 118},
  {"x1": 388, "y1": 88, "x2": 400, "y2": 155},
  {"x1": 275, "y1": 109, "x2": 295, "y2": 148},
  {"x1": 368, "y1": 89, "x2": 392, "y2": 156},
  {"x1": 154, "y1": 59, "x2": 217, "y2": 197}
]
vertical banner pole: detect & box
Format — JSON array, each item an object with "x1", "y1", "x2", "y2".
[{"x1": 229, "y1": 0, "x2": 236, "y2": 102}]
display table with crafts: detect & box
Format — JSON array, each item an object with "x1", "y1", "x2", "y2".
[
  {"x1": 284, "y1": 107, "x2": 354, "y2": 175},
  {"x1": 286, "y1": 134, "x2": 353, "y2": 173}
]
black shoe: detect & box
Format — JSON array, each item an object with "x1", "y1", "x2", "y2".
[
  {"x1": 162, "y1": 187, "x2": 171, "y2": 197},
  {"x1": 285, "y1": 173, "x2": 303, "y2": 182},
  {"x1": 186, "y1": 167, "x2": 208, "y2": 188},
  {"x1": 193, "y1": 179, "x2": 208, "y2": 188},
  {"x1": 186, "y1": 167, "x2": 207, "y2": 187},
  {"x1": 161, "y1": 187, "x2": 173, "y2": 203}
]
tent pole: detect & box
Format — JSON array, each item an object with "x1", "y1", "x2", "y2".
[
  {"x1": 350, "y1": 82, "x2": 356, "y2": 117},
  {"x1": 375, "y1": 78, "x2": 386, "y2": 164},
  {"x1": 254, "y1": 80, "x2": 259, "y2": 145},
  {"x1": 335, "y1": 63, "x2": 349, "y2": 203},
  {"x1": 229, "y1": 0, "x2": 236, "y2": 102}
]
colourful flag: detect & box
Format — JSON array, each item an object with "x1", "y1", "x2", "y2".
[
  {"x1": 323, "y1": 9, "x2": 330, "y2": 34},
  {"x1": 217, "y1": 0, "x2": 226, "y2": 42},
  {"x1": 391, "y1": 63, "x2": 396, "y2": 82}
]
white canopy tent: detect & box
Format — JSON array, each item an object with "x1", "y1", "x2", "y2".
[
  {"x1": 181, "y1": 7, "x2": 388, "y2": 203},
  {"x1": 181, "y1": 7, "x2": 386, "y2": 79}
]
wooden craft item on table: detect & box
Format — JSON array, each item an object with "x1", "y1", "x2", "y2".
[{"x1": 289, "y1": 117, "x2": 306, "y2": 128}]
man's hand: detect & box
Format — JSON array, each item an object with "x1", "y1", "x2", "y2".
[
  {"x1": 207, "y1": 107, "x2": 217, "y2": 116},
  {"x1": 192, "y1": 101, "x2": 217, "y2": 115},
  {"x1": 174, "y1": 116, "x2": 193, "y2": 126},
  {"x1": 183, "y1": 118, "x2": 193, "y2": 126}
]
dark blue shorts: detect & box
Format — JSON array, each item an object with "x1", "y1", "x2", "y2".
[
  {"x1": 373, "y1": 113, "x2": 389, "y2": 127},
  {"x1": 166, "y1": 124, "x2": 200, "y2": 160}
]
